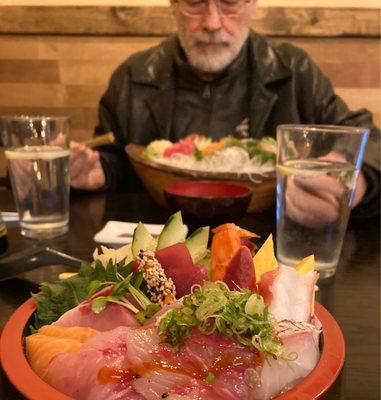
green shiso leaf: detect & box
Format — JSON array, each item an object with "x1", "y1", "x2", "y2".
[{"x1": 30, "y1": 257, "x2": 148, "y2": 331}]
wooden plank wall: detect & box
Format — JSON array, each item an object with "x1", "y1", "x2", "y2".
[{"x1": 0, "y1": 6, "x2": 379, "y2": 37}]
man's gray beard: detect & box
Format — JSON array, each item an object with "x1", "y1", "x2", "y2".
[{"x1": 178, "y1": 28, "x2": 249, "y2": 74}]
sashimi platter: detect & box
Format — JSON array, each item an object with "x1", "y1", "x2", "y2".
[
  {"x1": 143, "y1": 135, "x2": 276, "y2": 176},
  {"x1": 0, "y1": 212, "x2": 345, "y2": 400}
]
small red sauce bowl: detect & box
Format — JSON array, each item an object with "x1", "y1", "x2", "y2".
[
  {"x1": 164, "y1": 181, "x2": 252, "y2": 220},
  {"x1": 0, "y1": 300, "x2": 344, "y2": 400}
]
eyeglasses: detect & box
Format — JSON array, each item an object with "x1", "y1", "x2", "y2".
[{"x1": 175, "y1": 0, "x2": 250, "y2": 17}]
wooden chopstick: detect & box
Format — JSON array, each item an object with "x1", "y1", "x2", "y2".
[{"x1": 81, "y1": 132, "x2": 115, "y2": 148}]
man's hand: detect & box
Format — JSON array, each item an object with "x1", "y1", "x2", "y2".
[
  {"x1": 285, "y1": 170, "x2": 367, "y2": 229},
  {"x1": 70, "y1": 141, "x2": 106, "y2": 190}
]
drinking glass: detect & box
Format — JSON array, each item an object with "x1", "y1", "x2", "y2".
[
  {"x1": 0, "y1": 116, "x2": 70, "y2": 239},
  {"x1": 276, "y1": 125, "x2": 369, "y2": 279}
]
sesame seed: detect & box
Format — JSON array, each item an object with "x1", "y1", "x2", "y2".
[{"x1": 137, "y1": 249, "x2": 176, "y2": 306}]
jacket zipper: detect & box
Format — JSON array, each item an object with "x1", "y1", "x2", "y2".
[{"x1": 202, "y1": 84, "x2": 211, "y2": 99}]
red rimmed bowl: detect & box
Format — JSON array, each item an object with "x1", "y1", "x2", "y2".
[
  {"x1": 164, "y1": 181, "x2": 252, "y2": 220},
  {"x1": 0, "y1": 299, "x2": 345, "y2": 400}
]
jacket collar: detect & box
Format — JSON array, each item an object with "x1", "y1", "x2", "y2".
[
  {"x1": 249, "y1": 31, "x2": 291, "y2": 85},
  {"x1": 130, "y1": 35, "x2": 178, "y2": 88}
]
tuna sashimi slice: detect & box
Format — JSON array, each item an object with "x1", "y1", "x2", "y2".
[
  {"x1": 53, "y1": 285, "x2": 140, "y2": 331},
  {"x1": 163, "y1": 141, "x2": 196, "y2": 157},
  {"x1": 224, "y1": 246, "x2": 257, "y2": 291},
  {"x1": 155, "y1": 243, "x2": 207, "y2": 298}
]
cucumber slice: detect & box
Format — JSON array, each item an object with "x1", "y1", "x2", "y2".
[
  {"x1": 156, "y1": 211, "x2": 186, "y2": 250},
  {"x1": 185, "y1": 226, "x2": 210, "y2": 263},
  {"x1": 132, "y1": 222, "x2": 157, "y2": 258}
]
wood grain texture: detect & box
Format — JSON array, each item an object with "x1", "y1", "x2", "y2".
[
  {"x1": 0, "y1": 0, "x2": 380, "y2": 6},
  {"x1": 0, "y1": 60, "x2": 59, "y2": 83},
  {"x1": 0, "y1": 6, "x2": 379, "y2": 37}
]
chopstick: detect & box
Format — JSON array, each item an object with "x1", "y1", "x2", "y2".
[{"x1": 81, "y1": 132, "x2": 115, "y2": 149}]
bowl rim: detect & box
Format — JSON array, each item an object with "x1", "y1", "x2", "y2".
[
  {"x1": 126, "y1": 144, "x2": 276, "y2": 182},
  {"x1": 0, "y1": 299, "x2": 344, "y2": 400},
  {"x1": 164, "y1": 181, "x2": 253, "y2": 199}
]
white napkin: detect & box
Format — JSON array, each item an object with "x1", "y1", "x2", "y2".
[
  {"x1": 94, "y1": 220, "x2": 165, "y2": 246},
  {"x1": 1, "y1": 212, "x2": 19, "y2": 222}
]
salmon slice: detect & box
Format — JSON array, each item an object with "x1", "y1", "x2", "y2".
[
  {"x1": 39, "y1": 325, "x2": 98, "y2": 343},
  {"x1": 25, "y1": 325, "x2": 99, "y2": 379}
]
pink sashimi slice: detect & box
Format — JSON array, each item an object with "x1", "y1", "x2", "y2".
[
  {"x1": 264, "y1": 265, "x2": 318, "y2": 323},
  {"x1": 170, "y1": 383, "x2": 227, "y2": 400},
  {"x1": 45, "y1": 326, "x2": 160, "y2": 400},
  {"x1": 163, "y1": 141, "x2": 196, "y2": 157},
  {"x1": 141, "y1": 330, "x2": 259, "y2": 400},
  {"x1": 155, "y1": 243, "x2": 208, "y2": 298},
  {"x1": 43, "y1": 320, "x2": 320, "y2": 400},
  {"x1": 53, "y1": 285, "x2": 140, "y2": 331},
  {"x1": 223, "y1": 246, "x2": 257, "y2": 291}
]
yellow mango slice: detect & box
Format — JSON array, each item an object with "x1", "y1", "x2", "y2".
[
  {"x1": 296, "y1": 255, "x2": 315, "y2": 275},
  {"x1": 253, "y1": 234, "x2": 278, "y2": 281}
]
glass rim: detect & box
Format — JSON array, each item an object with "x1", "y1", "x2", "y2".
[
  {"x1": 277, "y1": 124, "x2": 369, "y2": 136},
  {"x1": 0, "y1": 115, "x2": 70, "y2": 122}
]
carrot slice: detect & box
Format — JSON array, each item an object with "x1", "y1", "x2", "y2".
[
  {"x1": 211, "y1": 228, "x2": 241, "y2": 281},
  {"x1": 202, "y1": 140, "x2": 226, "y2": 156},
  {"x1": 212, "y1": 223, "x2": 259, "y2": 238}
]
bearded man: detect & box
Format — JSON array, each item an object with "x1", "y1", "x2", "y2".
[{"x1": 70, "y1": 0, "x2": 380, "y2": 218}]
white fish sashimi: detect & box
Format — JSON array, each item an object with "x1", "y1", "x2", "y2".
[
  {"x1": 53, "y1": 286, "x2": 140, "y2": 331},
  {"x1": 268, "y1": 265, "x2": 318, "y2": 323},
  {"x1": 251, "y1": 320, "x2": 321, "y2": 400},
  {"x1": 132, "y1": 370, "x2": 193, "y2": 400}
]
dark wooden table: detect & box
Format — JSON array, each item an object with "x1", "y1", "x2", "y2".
[{"x1": 0, "y1": 190, "x2": 379, "y2": 400}]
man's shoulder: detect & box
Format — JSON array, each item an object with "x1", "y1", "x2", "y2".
[
  {"x1": 250, "y1": 31, "x2": 311, "y2": 70},
  {"x1": 109, "y1": 36, "x2": 177, "y2": 85}
]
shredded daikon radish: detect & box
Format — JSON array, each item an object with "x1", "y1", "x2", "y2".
[{"x1": 154, "y1": 147, "x2": 274, "y2": 174}]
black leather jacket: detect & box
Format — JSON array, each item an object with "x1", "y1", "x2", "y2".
[{"x1": 95, "y1": 31, "x2": 380, "y2": 217}]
